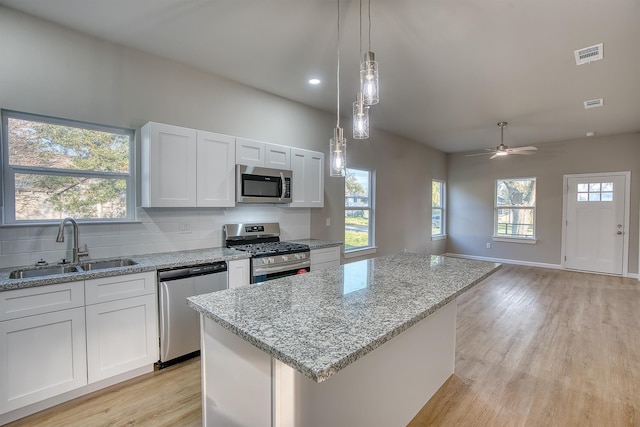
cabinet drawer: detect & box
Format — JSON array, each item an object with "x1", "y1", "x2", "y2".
[
  {"x1": 85, "y1": 272, "x2": 156, "y2": 305},
  {"x1": 311, "y1": 247, "x2": 341, "y2": 266},
  {"x1": 0, "y1": 281, "x2": 84, "y2": 321}
]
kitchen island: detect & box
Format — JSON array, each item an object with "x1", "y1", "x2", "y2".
[{"x1": 187, "y1": 254, "x2": 500, "y2": 426}]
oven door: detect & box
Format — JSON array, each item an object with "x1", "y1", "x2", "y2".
[{"x1": 252, "y1": 259, "x2": 311, "y2": 283}]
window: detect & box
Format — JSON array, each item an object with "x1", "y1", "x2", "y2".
[
  {"x1": 1, "y1": 110, "x2": 135, "y2": 224},
  {"x1": 495, "y1": 177, "x2": 536, "y2": 240},
  {"x1": 432, "y1": 179, "x2": 446, "y2": 238},
  {"x1": 577, "y1": 182, "x2": 613, "y2": 202},
  {"x1": 345, "y1": 168, "x2": 375, "y2": 253}
]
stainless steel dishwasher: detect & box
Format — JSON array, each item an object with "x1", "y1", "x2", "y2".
[{"x1": 157, "y1": 261, "x2": 227, "y2": 368}]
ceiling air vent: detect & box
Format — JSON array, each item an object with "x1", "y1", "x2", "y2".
[
  {"x1": 574, "y1": 43, "x2": 603, "y2": 65},
  {"x1": 584, "y1": 98, "x2": 604, "y2": 109}
]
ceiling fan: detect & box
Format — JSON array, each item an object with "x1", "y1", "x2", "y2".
[{"x1": 467, "y1": 122, "x2": 537, "y2": 159}]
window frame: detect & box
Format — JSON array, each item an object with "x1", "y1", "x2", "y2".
[
  {"x1": 494, "y1": 177, "x2": 537, "y2": 244},
  {"x1": 344, "y1": 167, "x2": 376, "y2": 257},
  {"x1": 1, "y1": 110, "x2": 136, "y2": 225},
  {"x1": 431, "y1": 179, "x2": 446, "y2": 240}
]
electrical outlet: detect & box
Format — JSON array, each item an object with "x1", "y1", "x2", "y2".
[
  {"x1": 179, "y1": 223, "x2": 192, "y2": 234},
  {"x1": 486, "y1": 242, "x2": 491, "y2": 249},
  {"x1": 326, "y1": 218, "x2": 331, "y2": 226}
]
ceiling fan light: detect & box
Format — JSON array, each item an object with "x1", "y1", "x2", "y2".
[{"x1": 495, "y1": 151, "x2": 508, "y2": 156}]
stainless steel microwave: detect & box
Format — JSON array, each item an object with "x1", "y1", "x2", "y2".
[{"x1": 236, "y1": 165, "x2": 292, "y2": 203}]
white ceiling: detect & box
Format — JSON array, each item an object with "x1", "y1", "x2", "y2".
[{"x1": 1, "y1": 0, "x2": 639, "y2": 153}]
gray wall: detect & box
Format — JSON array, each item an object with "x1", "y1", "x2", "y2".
[
  {"x1": 446, "y1": 133, "x2": 640, "y2": 274},
  {"x1": 0, "y1": 6, "x2": 446, "y2": 267},
  {"x1": 312, "y1": 129, "x2": 448, "y2": 263}
]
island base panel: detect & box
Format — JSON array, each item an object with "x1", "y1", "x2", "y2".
[
  {"x1": 201, "y1": 300, "x2": 457, "y2": 427},
  {"x1": 201, "y1": 315, "x2": 272, "y2": 427}
]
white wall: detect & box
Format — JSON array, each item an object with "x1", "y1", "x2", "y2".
[
  {"x1": 0, "y1": 6, "x2": 448, "y2": 268},
  {"x1": 446, "y1": 133, "x2": 640, "y2": 274}
]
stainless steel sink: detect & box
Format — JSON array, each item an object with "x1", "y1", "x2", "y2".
[
  {"x1": 9, "y1": 265, "x2": 80, "y2": 279},
  {"x1": 78, "y1": 258, "x2": 137, "y2": 271},
  {"x1": 8, "y1": 258, "x2": 137, "y2": 279}
]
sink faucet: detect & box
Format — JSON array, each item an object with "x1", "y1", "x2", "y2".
[{"x1": 56, "y1": 217, "x2": 89, "y2": 263}]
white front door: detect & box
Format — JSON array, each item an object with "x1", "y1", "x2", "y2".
[{"x1": 564, "y1": 173, "x2": 628, "y2": 275}]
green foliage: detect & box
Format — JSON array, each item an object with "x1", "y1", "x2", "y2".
[
  {"x1": 9, "y1": 118, "x2": 130, "y2": 220},
  {"x1": 345, "y1": 230, "x2": 369, "y2": 249},
  {"x1": 345, "y1": 170, "x2": 365, "y2": 196}
]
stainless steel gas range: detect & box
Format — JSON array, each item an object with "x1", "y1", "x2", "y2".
[{"x1": 224, "y1": 223, "x2": 310, "y2": 283}]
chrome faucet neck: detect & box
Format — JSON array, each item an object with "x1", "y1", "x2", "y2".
[{"x1": 56, "y1": 217, "x2": 87, "y2": 263}]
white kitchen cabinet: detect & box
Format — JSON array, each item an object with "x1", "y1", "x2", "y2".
[
  {"x1": 197, "y1": 130, "x2": 236, "y2": 207},
  {"x1": 236, "y1": 138, "x2": 291, "y2": 169},
  {"x1": 290, "y1": 148, "x2": 324, "y2": 208},
  {"x1": 228, "y1": 259, "x2": 250, "y2": 288},
  {"x1": 85, "y1": 272, "x2": 158, "y2": 383},
  {"x1": 311, "y1": 246, "x2": 341, "y2": 271},
  {"x1": 141, "y1": 122, "x2": 197, "y2": 207},
  {"x1": 0, "y1": 282, "x2": 87, "y2": 414},
  {"x1": 142, "y1": 122, "x2": 236, "y2": 208}
]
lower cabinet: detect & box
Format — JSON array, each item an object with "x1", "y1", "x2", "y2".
[
  {"x1": 86, "y1": 293, "x2": 157, "y2": 383},
  {"x1": 311, "y1": 246, "x2": 341, "y2": 271},
  {"x1": 0, "y1": 271, "x2": 158, "y2": 418},
  {"x1": 0, "y1": 307, "x2": 87, "y2": 414}
]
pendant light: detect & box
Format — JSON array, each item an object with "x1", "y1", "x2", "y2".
[
  {"x1": 360, "y1": 0, "x2": 379, "y2": 106},
  {"x1": 353, "y1": 0, "x2": 370, "y2": 139},
  {"x1": 330, "y1": 0, "x2": 346, "y2": 177},
  {"x1": 353, "y1": 91, "x2": 369, "y2": 139}
]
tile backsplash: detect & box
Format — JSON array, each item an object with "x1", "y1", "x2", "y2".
[{"x1": 0, "y1": 206, "x2": 310, "y2": 268}]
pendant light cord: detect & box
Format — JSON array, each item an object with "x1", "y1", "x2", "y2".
[
  {"x1": 336, "y1": 0, "x2": 341, "y2": 128},
  {"x1": 368, "y1": 0, "x2": 371, "y2": 51}
]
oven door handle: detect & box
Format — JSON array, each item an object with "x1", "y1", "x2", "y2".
[{"x1": 253, "y1": 260, "x2": 311, "y2": 275}]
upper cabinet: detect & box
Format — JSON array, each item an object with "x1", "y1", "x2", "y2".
[
  {"x1": 236, "y1": 138, "x2": 291, "y2": 169},
  {"x1": 142, "y1": 122, "x2": 235, "y2": 208},
  {"x1": 290, "y1": 148, "x2": 324, "y2": 208}
]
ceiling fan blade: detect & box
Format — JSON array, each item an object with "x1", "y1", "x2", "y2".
[
  {"x1": 506, "y1": 146, "x2": 538, "y2": 153},
  {"x1": 466, "y1": 152, "x2": 495, "y2": 157},
  {"x1": 508, "y1": 150, "x2": 536, "y2": 155},
  {"x1": 489, "y1": 153, "x2": 500, "y2": 159}
]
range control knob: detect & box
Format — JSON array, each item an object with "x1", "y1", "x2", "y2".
[{"x1": 282, "y1": 255, "x2": 289, "y2": 262}]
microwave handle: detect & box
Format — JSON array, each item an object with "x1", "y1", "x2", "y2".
[{"x1": 280, "y1": 172, "x2": 286, "y2": 200}]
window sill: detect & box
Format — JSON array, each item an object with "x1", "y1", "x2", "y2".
[
  {"x1": 431, "y1": 234, "x2": 447, "y2": 241},
  {"x1": 344, "y1": 247, "x2": 377, "y2": 259},
  {"x1": 492, "y1": 236, "x2": 537, "y2": 245}
]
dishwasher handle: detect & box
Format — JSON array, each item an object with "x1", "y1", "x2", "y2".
[{"x1": 158, "y1": 261, "x2": 227, "y2": 282}]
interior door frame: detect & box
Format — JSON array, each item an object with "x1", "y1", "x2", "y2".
[{"x1": 561, "y1": 171, "x2": 631, "y2": 276}]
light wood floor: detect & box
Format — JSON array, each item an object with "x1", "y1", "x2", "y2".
[{"x1": 7, "y1": 264, "x2": 640, "y2": 426}]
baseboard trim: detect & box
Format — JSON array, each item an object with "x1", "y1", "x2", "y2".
[
  {"x1": 444, "y1": 253, "x2": 639, "y2": 279},
  {"x1": 444, "y1": 253, "x2": 563, "y2": 270}
]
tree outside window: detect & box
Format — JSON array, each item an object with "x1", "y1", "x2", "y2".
[
  {"x1": 2, "y1": 110, "x2": 134, "y2": 223},
  {"x1": 432, "y1": 180, "x2": 445, "y2": 237},
  {"x1": 495, "y1": 178, "x2": 536, "y2": 239},
  {"x1": 345, "y1": 168, "x2": 374, "y2": 251}
]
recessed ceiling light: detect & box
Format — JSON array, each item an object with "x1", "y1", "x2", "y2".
[
  {"x1": 308, "y1": 78, "x2": 321, "y2": 85},
  {"x1": 586, "y1": 131, "x2": 596, "y2": 137}
]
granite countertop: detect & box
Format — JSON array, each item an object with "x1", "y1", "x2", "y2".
[
  {"x1": 0, "y1": 247, "x2": 250, "y2": 291},
  {"x1": 290, "y1": 239, "x2": 342, "y2": 250},
  {"x1": 187, "y1": 253, "x2": 501, "y2": 383}
]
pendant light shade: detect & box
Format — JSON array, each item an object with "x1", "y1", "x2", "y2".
[
  {"x1": 353, "y1": 91, "x2": 369, "y2": 139},
  {"x1": 330, "y1": 127, "x2": 347, "y2": 177},
  {"x1": 361, "y1": 51, "x2": 379, "y2": 105}
]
